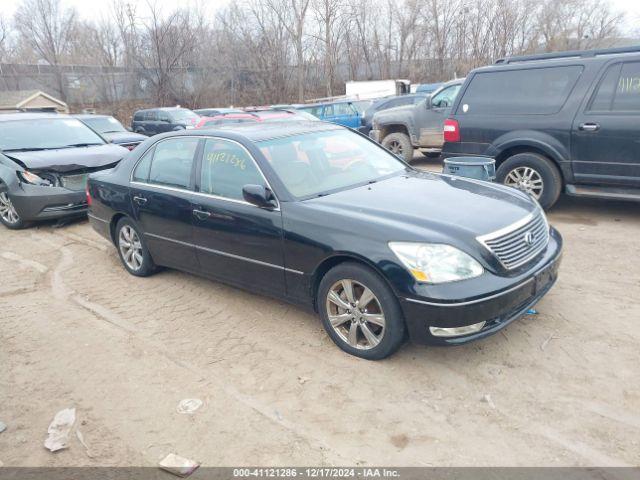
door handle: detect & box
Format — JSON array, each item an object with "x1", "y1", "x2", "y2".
[
  {"x1": 133, "y1": 195, "x2": 147, "y2": 205},
  {"x1": 579, "y1": 122, "x2": 600, "y2": 132},
  {"x1": 192, "y1": 208, "x2": 211, "y2": 220}
]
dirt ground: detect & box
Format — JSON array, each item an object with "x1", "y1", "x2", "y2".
[{"x1": 1, "y1": 156, "x2": 639, "y2": 468}]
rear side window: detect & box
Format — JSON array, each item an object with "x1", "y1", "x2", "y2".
[
  {"x1": 147, "y1": 138, "x2": 199, "y2": 189},
  {"x1": 460, "y1": 66, "x2": 583, "y2": 115},
  {"x1": 144, "y1": 111, "x2": 158, "y2": 121},
  {"x1": 134, "y1": 112, "x2": 144, "y2": 121},
  {"x1": 132, "y1": 149, "x2": 153, "y2": 182}
]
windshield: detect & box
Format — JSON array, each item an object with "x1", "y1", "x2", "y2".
[
  {"x1": 170, "y1": 109, "x2": 199, "y2": 121},
  {"x1": 82, "y1": 116, "x2": 126, "y2": 134},
  {"x1": 0, "y1": 118, "x2": 105, "y2": 151},
  {"x1": 258, "y1": 129, "x2": 407, "y2": 198}
]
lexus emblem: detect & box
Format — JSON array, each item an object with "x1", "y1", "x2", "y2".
[{"x1": 524, "y1": 231, "x2": 535, "y2": 246}]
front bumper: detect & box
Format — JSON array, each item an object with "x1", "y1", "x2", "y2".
[
  {"x1": 400, "y1": 230, "x2": 563, "y2": 345},
  {"x1": 10, "y1": 184, "x2": 88, "y2": 221},
  {"x1": 369, "y1": 129, "x2": 381, "y2": 143}
]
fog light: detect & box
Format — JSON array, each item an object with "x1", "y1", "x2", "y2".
[{"x1": 429, "y1": 321, "x2": 486, "y2": 337}]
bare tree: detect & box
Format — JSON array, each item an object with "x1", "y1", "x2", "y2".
[{"x1": 13, "y1": 0, "x2": 77, "y2": 101}]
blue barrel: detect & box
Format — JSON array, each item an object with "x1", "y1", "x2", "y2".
[{"x1": 443, "y1": 156, "x2": 496, "y2": 182}]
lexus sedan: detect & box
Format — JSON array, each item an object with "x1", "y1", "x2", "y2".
[
  {"x1": 87, "y1": 122, "x2": 562, "y2": 359},
  {"x1": 0, "y1": 113, "x2": 129, "y2": 229}
]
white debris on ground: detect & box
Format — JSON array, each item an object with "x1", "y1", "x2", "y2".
[{"x1": 44, "y1": 408, "x2": 76, "y2": 452}]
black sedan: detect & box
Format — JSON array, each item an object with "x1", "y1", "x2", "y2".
[
  {"x1": 74, "y1": 114, "x2": 147, "y2": 150},
  {"x1": 0, "y1": 113, "x2": 129, "y2": 229},
  {"x1": 87, "y1": 122, "x2": 562, "y2": 359}
]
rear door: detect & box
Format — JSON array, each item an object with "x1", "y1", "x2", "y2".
[
  {"x1": 191, "y1": 137, "x2": 285, "y2": 296},
  {"x1": 130, "y1": 137, "x2": 201, "y2": 271},
  {"x1": 571, "y1": 61, "x2": 640, "y2": 186}
]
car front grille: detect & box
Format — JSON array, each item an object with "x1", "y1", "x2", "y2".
[
  {"x1": 477, "y1": 210, "x2": 550, "y2": 270},
  {"x1": 60, "y1": 173, "x2": 89, "y2": 191}
]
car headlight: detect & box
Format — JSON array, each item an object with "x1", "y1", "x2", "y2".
[
  {"x1": 389, "y1": 242, "x2": 483, "y2": 283},
  {"x1": 17, "y1": 170, "x2": 52, "y2": 186}
]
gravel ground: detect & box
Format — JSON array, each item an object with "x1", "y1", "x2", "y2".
[{"x1": 1, "y1": 156, "x2": 639, "y2": 467}]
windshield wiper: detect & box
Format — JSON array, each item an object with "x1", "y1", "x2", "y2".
[
  {"x1": 2, "y1": 147, "x2": 51, "y2": 152},
  {"x1": 101, "y1": 130, "x2": 124, "y2": 134},
  {"x1": 56, "y1": 143, "x2": 104, "y2": 148}
]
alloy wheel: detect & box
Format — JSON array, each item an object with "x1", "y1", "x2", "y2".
[
  {"x1": 0, "y1": 192, "x2": 20, "y2": 225},
  {"x1": 118, "y1": 225, "x2": 144, "y2": 271},
  {"x1": 387, "y1": 140, "x2": 404, "y2": 156},
  {"x1": 325, "y1": 279, "x2": 386, "y2": 350},
  {"x1": 504, "y1": 166, "x2": 544, "y2": 199}
]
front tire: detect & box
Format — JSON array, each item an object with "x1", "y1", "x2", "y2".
[
  {"x1": 317, "y1": 262, "x2": 406, "y2": 360},
  {"x1": 497, "y1": 152, "x2": 562, "y2": 209},
  {"x1": 0, "y1": 191, "x2": 26, "y2": 229},
  {"x1": 381, "y1": 132, "x2": 413, "y2": 163},
  {"x1": 115, "y1": 217, "x2": 157, "y2": 277}
]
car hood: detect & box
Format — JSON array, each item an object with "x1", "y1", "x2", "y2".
[
  {"x1": 102, "y1": 131, "x2": 147, "y2": 144},
  {"x1": 372, "y1": 104, "x2": 416, "y2": 124},
  {"x1": 303, "y1": 171, "x2": 537, "y2": 241},
  {"x1": 4, "y1": 143, "x2": 129, "y2": 173}
]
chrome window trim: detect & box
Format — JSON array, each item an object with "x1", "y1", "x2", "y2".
[
  {"x1": 128, "y1": 135, "x2": 280, "y2": 211},
  {"x1": 144, "y1": 232, "x2": 304, "y2": 275}
]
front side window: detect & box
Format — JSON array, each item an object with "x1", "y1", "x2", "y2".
[
  {"x1": 589, "y1": 64, "x2": 622, "y2": 112},
  {"x1": 0, "y1": 118, "x2": 105, "y2": 151},
  {"x1": 258, "y1": 129, "x2": 406, "y2": 199},
  {"x1": 431, "y1": 85, "x2": 461, "y2": 108},
  {"x1": 200, "y1": 139, "x2": 265, "y2": 201},
  {"x1": 332, "y1": 103, "x2": 357, "y2": 116},
  {"x1": 613, "y1": 62, "x2": 640, "y2": 112},
  {"x1": 459, "y1": 65, "x2": 583, "y2": 115},
  {"x1": 144, "y1": 111, "x2": 158, "y2": 121},
  {"x1": 147, "y1": 138, "x2": 199, "y2": 189}
]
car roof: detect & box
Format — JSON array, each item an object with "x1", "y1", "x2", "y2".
[
  {"x1": 73, "y1": 114, "x2": 112, "y2": 120},
  {"x1": 0, "y1": 112, "x2": 69, "y2": 122},
  {"x1": 183, "y1": 120, "x2": 342, "y2": 142}
]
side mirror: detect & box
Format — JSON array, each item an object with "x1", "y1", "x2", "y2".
[
  {"x1": 425, "y1": 97, "x2": 433, "y2": 109},
  {"x1": 242, "y1": 184, "x2": 277, "y2": 209}
]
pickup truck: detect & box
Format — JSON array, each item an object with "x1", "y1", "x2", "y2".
[{"x1": 369, "y1": 79, "x2": 463, "y2": 161}]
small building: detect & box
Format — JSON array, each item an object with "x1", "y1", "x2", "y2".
[{"x1": 0, "y1": 90, "x2": 68, "y2": 113}]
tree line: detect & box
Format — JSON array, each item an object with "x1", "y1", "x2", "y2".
[{"x1": 0, "y1": 0, "x2": 627, "y2": 110}]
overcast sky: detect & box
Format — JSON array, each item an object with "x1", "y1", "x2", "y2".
[{"x1": 0, "y1": 0, "x2": 638, "y2": 35}]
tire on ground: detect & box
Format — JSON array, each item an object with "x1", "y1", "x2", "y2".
[
  {"x1": 115, "y1": 217, "x2": 158, "y2": 277},
  {"x1": 496, "y1": 152, "x2": 562, "y2": 210},
  {"x1": 381, "y1": 132, "x2": 413, "y2": 163},
  {"x1": 317, "y1": 261, "x2": 406, "y2": 360}
]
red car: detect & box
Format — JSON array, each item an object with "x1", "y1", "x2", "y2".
[{"x1": 195, "y1": 109, "x2": 318, "y2": 129}]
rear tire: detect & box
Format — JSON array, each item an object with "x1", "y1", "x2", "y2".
[
  {"x1": 381, "y1": 132, "x2": 413, "y2": 163},
  {"x1": 497, "y1": 152, "x2": 562, "y2": 210},
  {"x1": 317, "y1": 262, "x2": 406, "y2": 360},
  {"x1": 115, "y1": 217, "x2": 157, "y2": 277}
]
